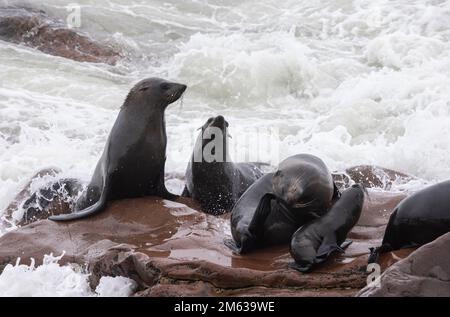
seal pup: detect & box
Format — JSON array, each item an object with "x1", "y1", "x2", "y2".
[
  {"x1": 182, "y1": 115, "x2": 265, "y2": 214},
  {"x1": 368, "y1": 180, "x2": 450, "y2": 263},
  {"x1": 289, "y1": 184, "x2": 366, "y2": 272},
  {"x1": 225, "y1": 153, "x2": 339, "y2": 254},
  {"x1": 50, "y1": 78, "x2": 187, "y2": 221}
]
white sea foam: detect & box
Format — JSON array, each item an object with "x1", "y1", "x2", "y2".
[
  {"x1": 0, "y1": 253, "x2": 136, "y2": 297},
  {"x1": 1, "y1": 0, "x2": 450, "y2": 295}
]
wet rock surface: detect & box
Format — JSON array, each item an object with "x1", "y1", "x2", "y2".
[
  {"x1": 0, "y1": 7, "x2": 121, "y2": 65},
  {"x1": 357, "y1": 232, "x2": 450, "y2": 297},
  {"x1": 332, "y1": 165, "x2": 416, "y2": 191},
  {"x1": 0, "y1": 189, "x2": 414, "y2": 296},
  {"x1": 1, "y1": 168, "x2": 82, "y2": 227}
]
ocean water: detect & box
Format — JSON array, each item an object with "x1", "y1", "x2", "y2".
[{"x1": 1, "y1": 0, "x2": 450, "y2": 295}]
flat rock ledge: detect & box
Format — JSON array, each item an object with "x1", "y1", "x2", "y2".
[{"x1": 0, "y1": 193, "x2": 414, "y2": 297}]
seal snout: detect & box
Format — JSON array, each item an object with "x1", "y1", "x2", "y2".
[
  {"x1": 286, "y1": 184, "x2": 302, "y2": 205},
  {"x1": 209, "y1": 115, "x2": 229, "y2": 130},
  {"x1": 166, "y1": 82, "x2": 187, "y2": 104}
]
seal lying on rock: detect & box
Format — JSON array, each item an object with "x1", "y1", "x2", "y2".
[
  {"x1": 289, "y1": 184, "x2": 366, "y2": 272},
  {"x1": 225, "y1": 154, "x2": 339, "y2": 254},
  {"x1": 368, "y1": 180, "x2": 450, "y2": 263},
  {"x1": 50, "y1": 78, "x2": 187, "y2": 221},
  {"x1": 182, "y1": 115, "x2": 265, "y2": 215}
]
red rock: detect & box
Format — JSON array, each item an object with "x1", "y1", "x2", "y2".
[
  {"x1": 0, "y1": 7, "x2": 121, "y2": 65},
  {"x1": 345, "y1": 165, "x2": 415, "y2": 189},
  {"x1": 0, "y1": 181, "x2": 411, "y2": 296},
  {"x1": 0, "y1": 196, "x2": 381, "y2": 296},
  {"x1": 357, "y1": 232, "x2": 450, "y2": 297}
]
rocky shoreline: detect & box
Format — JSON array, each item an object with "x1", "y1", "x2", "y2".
[{"x1": 1, "y1": 188, "x2": 435, "y2": 297}]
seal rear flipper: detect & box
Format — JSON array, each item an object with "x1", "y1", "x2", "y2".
[
  {"x1": 48, "y1": 198, "x2": 106, "y2": 221},
  {"x1": 49, "y1": 178, "x2": 109, "y2": 221},
  {"x1": 368, "y1": 243, "x2": 393, "y2": 264},
  {"x1": 288, "y1": 261, "x2": 312, "y2": 273},
  {"x1": 224, "y1": 238, "x2": 242, "y2": 254}
]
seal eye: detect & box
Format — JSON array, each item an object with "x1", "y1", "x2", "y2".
[
  {"x1": 160, "y1": 83, "x2": 171, "y2": 91},
  {"x1": 139, "y1": 87, "x2": 149, "y2": 92}
]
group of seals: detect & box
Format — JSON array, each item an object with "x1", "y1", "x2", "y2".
[
  {"x1": 50, "y1": 78, "x2": 187, "y2": 221},
  {"x1": 225, "y1": 154, "x2": 341, "y2": 254},
  {"x1": 369, "y1": 180, "x2": 450, "y2": 263},
  {"x1": 10, "y1": 76, "x2": 450, "y2": 275},
  {"x1": 182, "y1": 115, "x2": 265, "y2": 214}
]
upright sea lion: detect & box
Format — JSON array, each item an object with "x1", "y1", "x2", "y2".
[
  {"x1": 182, "y1": 115, "x2": 265, "y2": 214},
  {"x1": 368, "y1": 180, "x2": 450, "y2": 263},
  {"x1": 289, "y1": 184, "x2": 366, "y2": 272},
  {"x1": 225, "y1": 154, "x2": 339, "y2": 254},
  {"x1": 50, "y1": 78, "x2": 187, "y2": 221}
]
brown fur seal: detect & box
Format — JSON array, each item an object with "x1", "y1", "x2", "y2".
[
  {"x1": 289, "y1": 184, "x2": 366, "y2": 272},
  {"x1": 50, "y1": 78, "x2": 187, "y2": 221},
  {"x1": 368, "y1": 180, "x2": 450, "y2": 263},
  {"x1": 182, "y1": 115, "x2": 265, "y2": 214}
]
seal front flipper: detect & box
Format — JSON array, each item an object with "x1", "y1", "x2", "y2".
[
  {"x1": 237, "y1": 193, "x2": 275, "y2": 254},
  {"x1": 315, "y1": 234, "x2": 346, "y2": 263},
  {"x1": 247, "y1": 193, "x2": 274, "y2": 235}
]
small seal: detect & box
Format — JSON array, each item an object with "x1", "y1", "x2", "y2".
[
  {"x1": 225, "y1": 153, "x2": 339, "y2": 254},
  {"x1": 182, "y1": 115, "x2": 265, "y2": 214},
  {"x1": 289, "y1": 184, "x2": 366, "y2": 272},
  {"x1": 49, "y1": 78, "x2": 187, "y2": 221},
  {"x1": 368, "y1": 180, "x2": 450, "y2": 263}
]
